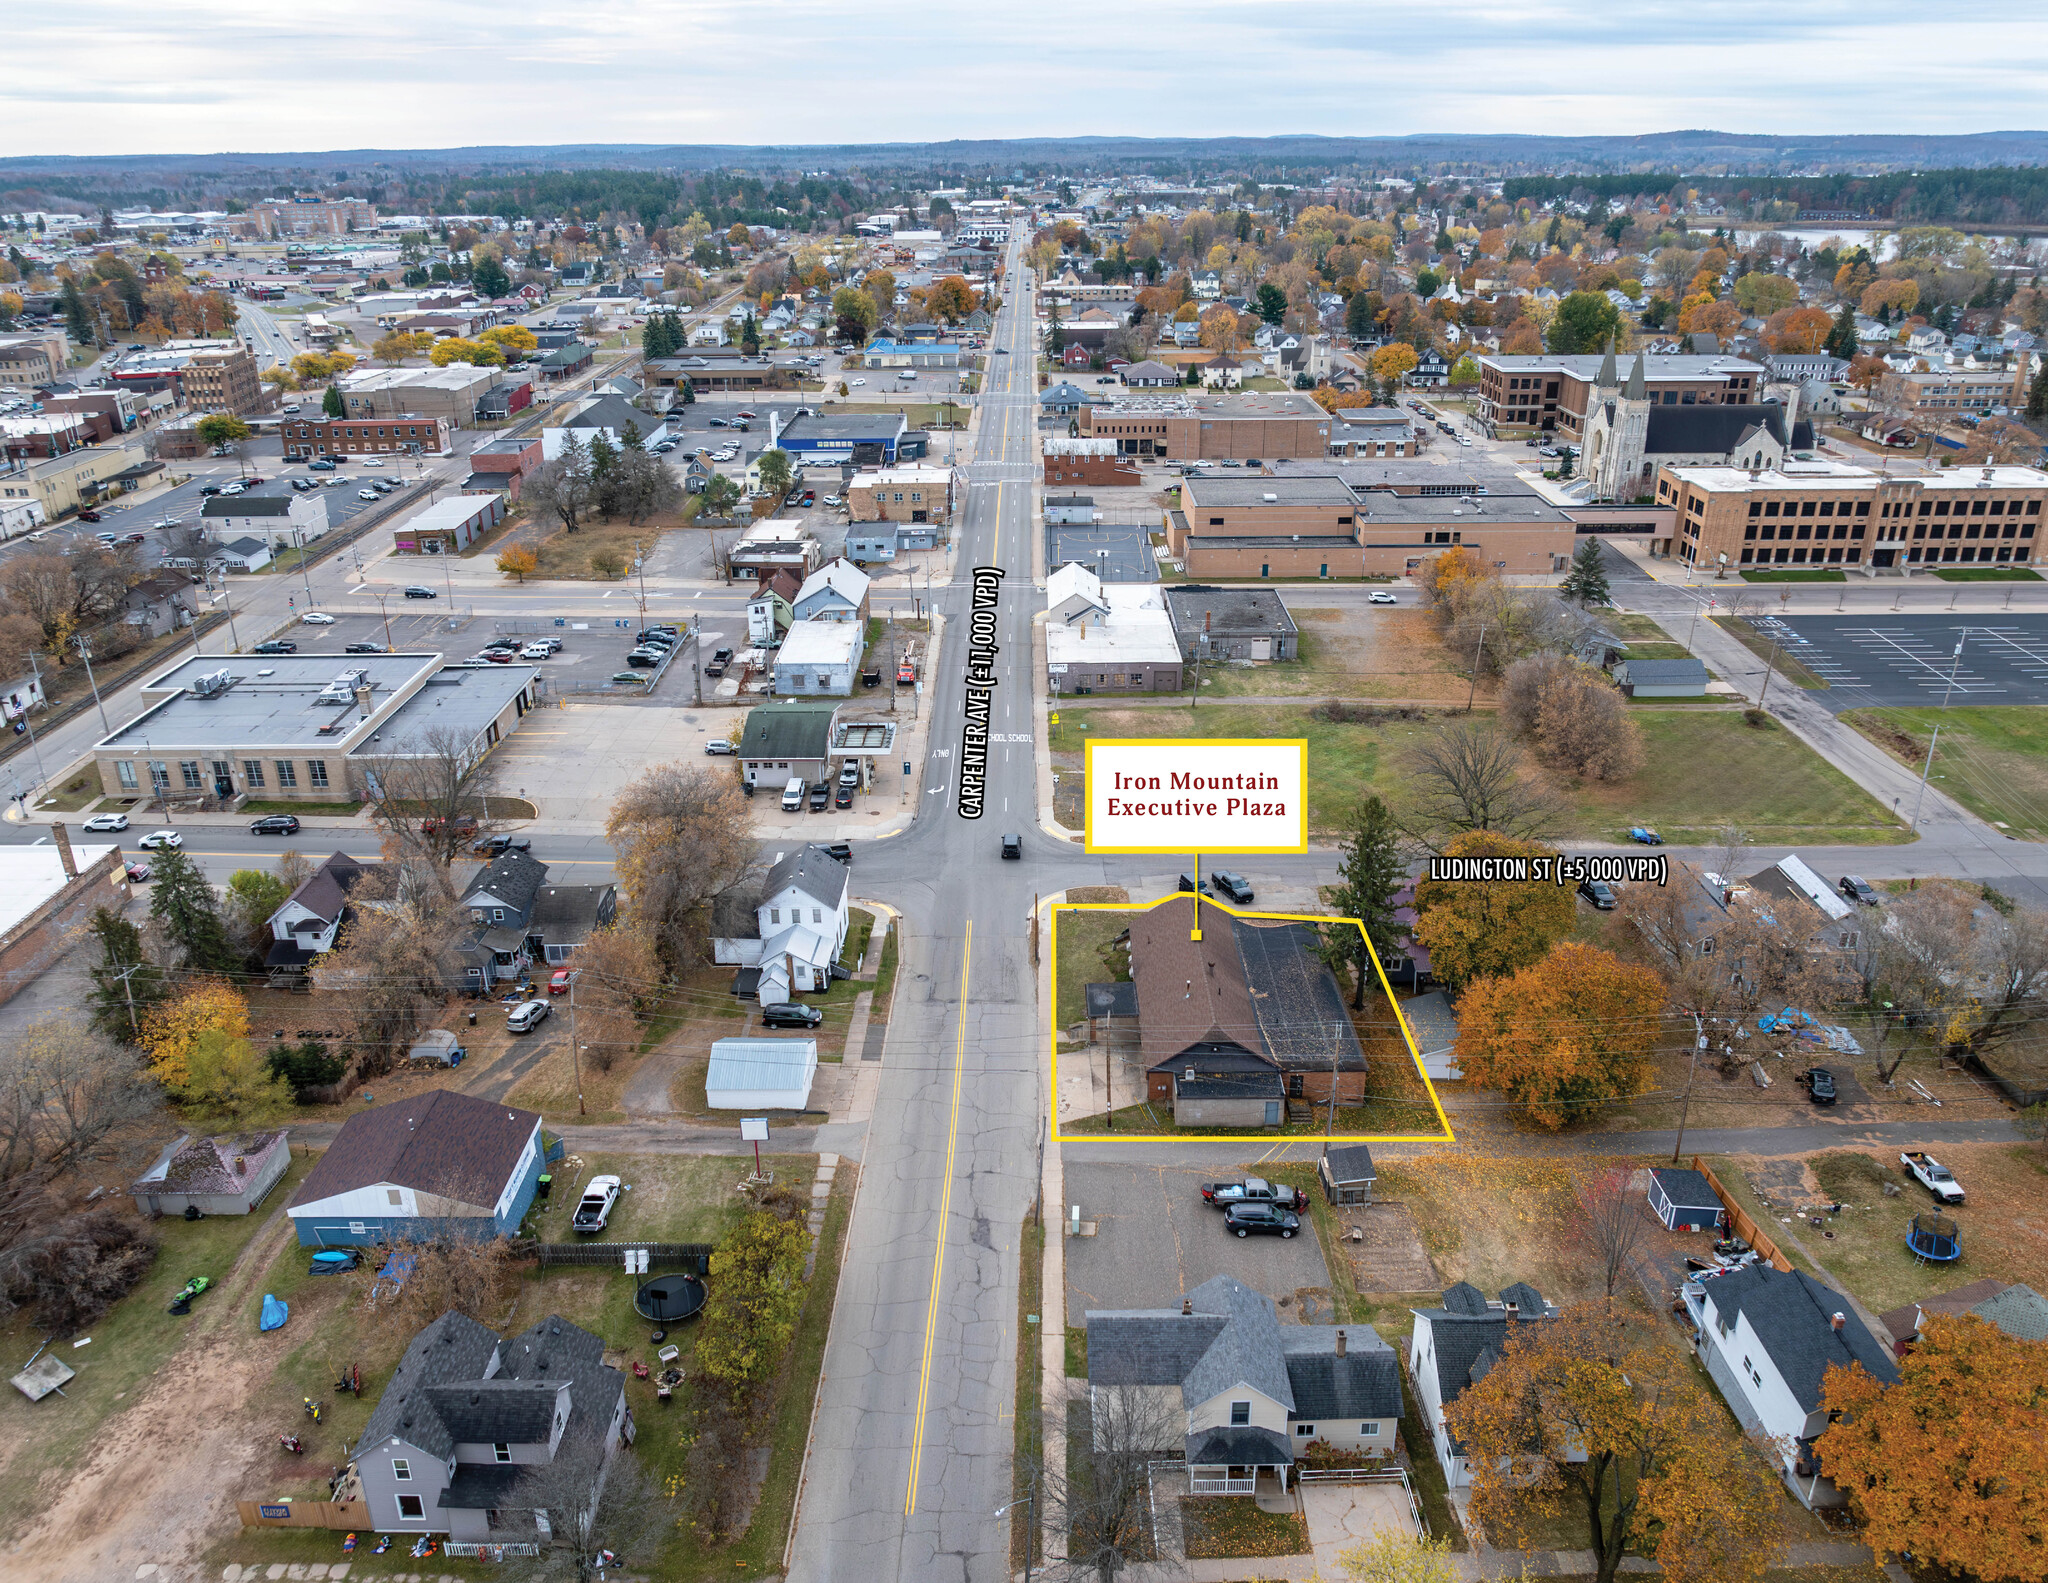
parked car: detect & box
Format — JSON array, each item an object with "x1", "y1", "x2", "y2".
[
  {"x1": 253, "y1": 640, "x2": 297, "y2": 654},
  {"x1": 1838, "y1": 875, "x2": 1881, "y2": 907},
  {"x1": 571, "y1": 1174, "x2": 620, "y2": 1233},
  {"x1": 344, "y1": 642, "x2": 385, "y2": 653},
  {"x1": 250, "y1": 815, "x2": 301, "y2": 835},
  {"x1": 834, "y1": 782, "x2": 853, "y2": 808},
  {"x1": 403, "y1": 585, "x2": 436, "y2": 598},
  {"x1": 705, "y1": 739, "x2": 734, "y2": 755},
  {"x1": 611, "y1": 671, "x2": 650, "y2": 685},
  {"x1": 1223, "y1": 1203, "x2": 1300, "y2": 1239},
  {"x1": 1177, "y1": 872, "x2": 1212, "y2": 895},
  {"x1": 83, "y1": 812, "x2": 130, "y2": 832},
  {"x1": 307, "y1": 459, "x2": 336, "y2": 472},
  {"x1": 1367, "y1": 590, "x2": 1398, "y2": 604},
  {"x1": 301, "y1": 611, "x2": 335, "y2": 625},
  {"x1": 356, "y1": 489, "x2": 380, "y2": 501},
  {"x1": 421, "y1": 814, "x2": 477, "y2": 839},
  {"x1": 626, "y1": 650, "x2": 662, "y2": 668},
  {"x1": 472, "y1": 833, "x2": 533, "y2": 855},
  {"x1": 1209, "y1": 870, "x2": 1254, "y2": 904},
  {"x1": 521, "y1": 643, "x2": 553, "y2": 660},
  {"x1": 124, "y1": 862, "x2": 152, "y2": 884},
  {"x1": 1578, "y1": 879, "x2": 1618, "y2": 910},
  {"x1": 74, "y1": 510, "x2": 102, "y2": 523},
  {"x1": 822, "y1": 843, "x2": 852, "y2": 864},
  {"x1": 1001, "y1": 833, "x2": 1022, "y2": 859},
  {"x1": 137, "y1": 830, "x2": 183, "y2": 850},
  {"x1": 808, "y1": 780, "x2": 830, "y2": 812},
  {"x1": 762, "y1": 1001, "x2": 824, "y2": 1028},
  {"x1": 1799, "y1": 1067, "x2": 1838, "y2": 1106},
  {"x1": 506, "y1": 999, "x2": 551, "y2": 1034},
  {"x1": 1202, "y1": 1178, "x2": 1306, "y2": 1210},
  {"x1": 549, "y1": 969, "x2": 572, "y2": 996}
]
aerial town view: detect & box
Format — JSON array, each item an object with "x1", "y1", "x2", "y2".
[{"x1": 0, "y1": 12, "x2": 2042, "y2": 1583}]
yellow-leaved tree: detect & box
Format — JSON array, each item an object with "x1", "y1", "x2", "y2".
[
  {"x1": 1411, "y1": 830, "x2": 1575, "y2": 990},
  {"x1": 140, "y1": 980, "x2": 250, "y2": 1094}
]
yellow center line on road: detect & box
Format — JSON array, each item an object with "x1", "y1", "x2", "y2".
[{"x1": 905, "y1": 920, "x2": 972, "y2": 1519}]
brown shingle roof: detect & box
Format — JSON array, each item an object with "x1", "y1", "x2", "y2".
[
  {"x1": 289, "y1": 1091, "x2": 540, "y2": 1213},
  {"x1": 1128, "y1": 895, "x2": 1263, "y2": 1068}
]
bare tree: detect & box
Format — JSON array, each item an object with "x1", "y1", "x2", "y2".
[
  {"x1": 158, "y1": 522, "x2": 224, "y2": 565},
  {"x1": 1033, "y1": 1383, "x2": 1183, "y2": 1583},
  {"x1": 604, "y1": 765, "x2": 758, "y2": 975},
  {"x1": 1405, "y1": 720, "x2": 1557, "y2": 841},
  {"x1": 1706, "y1": 826, "x2": 1752, "y2": 888},
  {"x1": 1871, "y1": 885, "x2": 2048, "y2": 1075},
  {"x1": 1500, "y1": 655, "x2": 1643, "y2": 782},
  {"x1": 310, "y1": 888, "x2": 459, "y2": 1074},
  {"x1": 1573, "y1": 1166, "x2": 1652, "y2": 1298},
  {"x1": 522, "y1": 434, "x2": 595, "y2": 534},
  {"x1": 0, "y1": 1022, "x2": 162, "y2": 1222},
  {"x1": 514, "y1": 1436, "x2": 665, "y2": 1583},
  {"x1": 356, "y1": 723, "x2": 511, "y2": 892},
  {"x1": 273, "y1": 848, "x2": 315, "y2": 894}
]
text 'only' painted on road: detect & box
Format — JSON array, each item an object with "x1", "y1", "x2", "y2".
[{"x1": 1083, "y1": 738, "x2": 1308, "y2": 854}]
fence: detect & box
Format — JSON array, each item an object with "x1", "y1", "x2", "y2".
[
  {"x1": 237, "y1": 1499, "x2": 371, "y2": 1531},
  {"x1": 534, "y1": 1240, "x2": 713, "y2": 1272},
  {"x1": 444, "y1": 1541, "x2": 542, "y2": 1559},
  {"x1": 1693, "y1": 1156, "x2": 1795, "y2": 1273},
  {"x1": 1298, "y1": 1465, "x2": 1429, "y2": 1536}
]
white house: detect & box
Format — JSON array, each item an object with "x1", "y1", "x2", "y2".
[
  {"x1": 200, "y1": 488, "x2": 331, "y2": 550},
  {"x1": 711, "y1": 844, "x2": 852, "y2": 1006},
  {"x1": 1408, "y1": 1281, "x2": 1556, "y2": 1488},
  {"x1": 262, "y1": 851, "x2": 398, "y2": 977},
  {"x1": 792, "y1": 559, "x2": 871, "y2": 624},
  {"x1": 704, "y1": 1037, "x2": 818, "y2": 1110},
  {"x1": 1683, "y1": 1263, "x2": 1899, "y2": 1507},
  {"x1": 0, "y1": 497, "x2": 47, "y2": 539},
  {"x1": 218, "y1": 536, "x2": 273, "y2": 572},
  {"x1": 539, "y1": 393, "x2": 667, "y2": 460},
  {"x1": 1043, "y1": 564, "x2": 1185, "y2": 692},
  {"x1": 771, "y1": 618, "x2": 863, "y2": 696}
]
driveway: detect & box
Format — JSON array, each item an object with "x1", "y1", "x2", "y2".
[{"x1": 1064, "y1": 1161, "x2": 1331, "y2": 1325}]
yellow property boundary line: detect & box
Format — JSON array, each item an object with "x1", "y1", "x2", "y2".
[{"x1": 1050, "y1": 892, "x2": 1455, "y2": 1145}]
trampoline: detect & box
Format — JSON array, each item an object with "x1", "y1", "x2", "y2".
[
  {"x1": 634, "y1": 1273, "x2": 708, "y2": 1324},
  {"x1": 1906, "y1": 1213, "x2": 1962, "y2": 1264}
]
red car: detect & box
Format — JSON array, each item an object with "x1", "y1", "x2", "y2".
[{"x1": 549, "y1": 970, "x2": 571, "y2": 996}]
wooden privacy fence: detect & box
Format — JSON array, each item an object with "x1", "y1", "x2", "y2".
[
  {"x1": 533, "y1": 1241, "x2": 713, "y2": 1272},
  {"x1": 1693, "y1": 1156, "x2": 1794, "y2": 1273},
  {"x1": 237, "y1": 1499, "x2": 371, "y2": 1530}
]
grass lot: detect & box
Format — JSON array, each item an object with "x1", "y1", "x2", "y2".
[
  {"x1": 1740, "y1": 568, "x2": 1847, "y2": 583},
  {"x1": 1841, "y1": 705, "x2": 2048, "y2": 838},
  {"x1": 1053, "y1": 907, "x2": 1130, "y2": 1031},
  {"x1": 1602, "y1": 610, "x2": 1697, "y2": 663},
  {"x1": 1051, "y1": 705, "x2": 1904, "y2": 844},
  {"x1": 239, "y1": 798, "x2": 365, "y2": 817},
  {"x1": 0, "y1": 1151, "x2": 314, "y2": 1542},
  {"x1": 1013, "y1": 1215, "x2": 1044, "y2": 1577},
  {"x1": 1179, "y1": 1497, "x2": 1311, "y2": 1558},
  {"x1": 1194, "y1": 611, "x2": 1470, "y2": 703},
  {"x1": 530, "y1": 514, "x2": 694, "y2": 581},
  {"x1": 1929, "y1": 566, "x2": 2042, "y2": 581},
  {"x1": 1715, "y1": 617, "x2": 1828, "y2": 689}
]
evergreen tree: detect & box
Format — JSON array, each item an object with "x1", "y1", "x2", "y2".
[
  {"x1": 588, "y1": 431, "x2": 619, "y2": 479},
  {"x1": 88, "y1": 906, "x2": 167, "y2": 1041},
  {"x1": 147, "y1": 850, "x2": 240, "y2": 974},
  {"x1": 1319, "y1": 795, "x2": 1406, "y2": 1009},
  {"x1": 470, "y1": 252, "x2": 510, "y2": 300},
  {"x1": 1559, "y1": 448, "x2": 1575, "y2": 481},
  {"x1": 1560, "y1": 537, "x2": 1612, "y2": 605},
  {"x1": 322, "y1": 382, "x2": 345, "y2": 419},
  {"x1": 740, "y1": 315, "x2": 760, "y2": 355},
  {"x1": 678, "y1": 375, "x2": 695, "y2": 406},
  {"x1": 61, "y1": 275, "x2": 96, "y2": 344},
  {"x1": 2027, "y1": 363, "x2": 2048, "y2": 423},
  {"x1": 1825, "y1": 302, "x2": 1859, "y2": 362}
]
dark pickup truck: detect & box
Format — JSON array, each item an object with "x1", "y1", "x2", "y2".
[{"x1": 1200, "y1": 1177, "x2": 1306, "y2": 1211}]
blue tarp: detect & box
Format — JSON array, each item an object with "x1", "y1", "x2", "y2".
[{"x1": 259, "y1": 1293, "x2": 289, "y2": 1331}]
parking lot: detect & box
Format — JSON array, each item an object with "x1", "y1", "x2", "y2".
[
  {"x1": 1063, "y1": 1161, "x2": 1332, "y2": 1325},
  {"x1": 479, "y1": 611, "x2": 733, "y2": 701},
  {"x1": 1045, "y1": 522, "x2": 1157, "y2": 582},
  {"x1": 1755, "y1": 614, "x2": 2048, "y2": 708}
]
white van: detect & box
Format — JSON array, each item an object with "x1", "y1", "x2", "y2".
[
  {"x1": 896, "y1": 368, "x2": 917, "y2": 381},
  {"x1": 781, "y1": 776, "x2": 806, "y2": 812}
]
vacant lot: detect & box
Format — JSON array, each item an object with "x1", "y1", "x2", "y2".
[
  {"x1": 1051, "y1": 705, "x2": 1903, "y2": 844},
  {"x1": 1196, "y1": 607, "x2": 1475, "y2": 704},
  {"x1": 1842, "y1": 705, "x2": 2048, "y2": 838}
]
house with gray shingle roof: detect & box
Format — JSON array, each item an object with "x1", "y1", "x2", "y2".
[
  {"x1": 1088, "y1": 1275, "x2": 1401, "y2": 1498},
  {"x1": 712, "y1": 842, "x2": 852, "y2": 1004},
  {"x1": 1409, "y1": 1281, "x2": 1557, "y2": 1488},
  {"x1": 1682, "y1": 1262, "x2": 1899, "y2": 1507},
  {"x1": 353, "y1": 1310, "x2": 628, "y2": 1542},
  {"x1": 131, "y1": 1129, "x2": 291, "y2": 1217}
]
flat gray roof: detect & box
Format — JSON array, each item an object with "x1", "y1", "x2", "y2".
[
  {"x1": 778, "y1": 410, "x2": 909, "y2": 442},
  {"x1": 108, "y1": 653, "x2": 441, "y2": 751},
  {"x1": 1359, "y1": 491, "x2": 1571, "y2": 525},
  {"x1": 351, "y1": 664, "x2": 539, "y2": 756},
  {"x1": 1183, "y1": 475, "x2": 1356, "y2": 507}
]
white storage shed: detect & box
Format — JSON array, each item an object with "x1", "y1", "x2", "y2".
[{"x1": 705, "y1": 1037, "x2": 819, "y2": 1111}]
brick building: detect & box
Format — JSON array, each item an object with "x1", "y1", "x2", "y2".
[
  {"x1": 0, "y1": 830, "x2": 131, "y2": 1010},
  {"x1": 179, "y1": 344, "x2": 265, "y2": 416},
  {"x1": 1475, "y1": 352, "x2": 1764, "y2": 440},
  {"x1": 1042, "y1": 436, "x2": 1142, "y2": 488},
  {"x1": 1657, "y1": 460, "x2": 2047, "y2": 572},
  {"x1": 464, "y1": 433, "x2": 543, "y2": 500},
  {"x1": 338, "y1": 366, "x2": 499, "y2": 425},
  {"x1": 847, "y1": 465, "x2": 956, "y2": 524},
  {"x1": 1080, "y1": 390, "x2": 1332, "y2": 461},
  {"x1": 0, "y1": 329, "x2": 70, "y2": 387},
  {"x1": 1878, "y1": 365, "x2": 2030, "y2": 418},
  {"x1": 1168, "y1": 473, "x2": 1575, "y2": 580},
  {"x1": 281, "y1": 413, "x2": 454, "y2": 460}
]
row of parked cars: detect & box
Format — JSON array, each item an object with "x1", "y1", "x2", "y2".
[{"x1": 613, "y1": 624, "x2": 684, "y2": 685}]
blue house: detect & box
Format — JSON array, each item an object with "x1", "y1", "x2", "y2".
[{"x1": 286, "y1": 1091, "x2": 545, "y2": 1248}]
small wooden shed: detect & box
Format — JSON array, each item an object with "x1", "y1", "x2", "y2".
[
  {"x1": 1319, "y1": 1143, "x2": 1378, "y2": 1206},
  {"x1": 1648, "y1": 1166, "x2": 1725, "y2": 1231}
]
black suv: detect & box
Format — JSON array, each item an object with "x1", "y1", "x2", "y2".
[
  {"x1": 250, "y1": 814, "x2": 301, "y2": 835},
  {"x1": 1578, "y1": 879, "x2": 1618, "y2": 910},
  {"x1": 403, "y1": 585, "x2": 436, "y2": 599},
  {"x1": 761, "y1": 1002, "x2": 824, "y2": 1029},
  {"x1": 1801, "y1": 1068, "x2": 1838, "y2": 1106},
  {"x1": 1209, "y1": 870, "x2": 1254, "y2": 904},
  {"x1": 1223, "y1": 1203, "x2": 1300, "y2": 1239},
  {"x1": 1838, "y1": 875, "x2": 1880, "y2": 907}
]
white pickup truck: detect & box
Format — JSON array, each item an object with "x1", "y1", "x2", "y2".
[{"x1": 1901, "y1": 1151, "x2": 1966, "y2": 1205}]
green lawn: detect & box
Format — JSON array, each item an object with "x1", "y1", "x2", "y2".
[
  {"x1": 1051, "y1": 705, "x2": 1904, "y2": 844},
  {"x1": 1928, "y1": 567, "x2": 2042, "y2": 581},
  {"x1": 1740, "y1": 568, "x2": 1846, "y2": 583},
  {"x1": 1841, "y1": 706, "x2": 2048, "y2": 839},
  {"x1": 1053, "y1": 907, "x2": 1130, "y2": 1031}
]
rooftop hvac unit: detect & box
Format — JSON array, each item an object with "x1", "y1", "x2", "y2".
[{"x1": 189, "y1": 668, "x2": 234, "y2": 698}]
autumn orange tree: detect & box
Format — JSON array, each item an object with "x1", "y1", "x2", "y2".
[
  {"x1": 1815, "y1": 1313, "x2": 2048, "y2": 1582},
  {"x1": 496, "y1": 545, "x2": 538, "y2": 582},
  {"x1": 1453, "y1": 942, "x2": 1665, "y2": 1126},
  {"x1": 1762, "y1": 307, "x2": 1835, "y2": 355},
  {"x1": 140, "y1": 979, "x2": 251, "y2": 1095},
  {"x1": 1443, "y1": 1300, "x2": 1784, "y2": 1583},
  {"x1": 1412, "y1": 831, "x2": 1574, "y2": 990}
]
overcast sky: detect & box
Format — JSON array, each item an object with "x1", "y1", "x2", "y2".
[{"x1": 7, "y1": 1, "x2": 2041, "y2": 158}]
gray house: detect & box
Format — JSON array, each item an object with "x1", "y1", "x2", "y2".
[
  {"x1": 131, "y1": 1129, "x2": 291, "y2": 1217},
  {"x1": 1088, "y1": 1275, "x2": 1402, "y2": 1499},
  {"x1": 353, "y1": 1310, "x2": 630, "y2": 1541},
  {"x1": 1164, "y1": 586, "x2": 1300, "y2": 661},
  {"x1": 1613, "y1": 657, "x2": 1707, "y2": 698},
  {"x1": 847, "y1": 523, "x2": 899, "y2": 564},
  {"x1": 1044, "y1": 494, "x2": 1097, "y2": 525},
  {"x1": 455, "y1": 852, "x2": 617, "y2": 986}
]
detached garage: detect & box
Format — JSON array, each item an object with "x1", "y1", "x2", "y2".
[
  {"x1": 1648, "y1": 1167, "x2": 1725, "y2": 1231},
  {"x1": 706, "y1": 1037, "x2": 818, "y2": 1111}
]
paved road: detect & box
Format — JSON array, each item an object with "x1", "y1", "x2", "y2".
[{"x1": 786, "y1": 232, "x2": 1039, "y2": 1583}]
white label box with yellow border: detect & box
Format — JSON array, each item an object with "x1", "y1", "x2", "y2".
[{"x1": 1083, "y1": 738, "x2": 1308, "y2": 854}]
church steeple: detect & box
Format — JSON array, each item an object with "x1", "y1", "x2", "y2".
[
  {"x1": 1596, "y1": 335, "x2": 1617, "y2": 390},
  {"x1": 1623, "y1": 353, "x2": 1646, "y2": 401}
]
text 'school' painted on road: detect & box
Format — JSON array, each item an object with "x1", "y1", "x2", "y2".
[
  {"x1": 957, "y1": 565, "x2": 1005, "y2": 819},
  {"x1": 1427, "y1": 854, "x2": 1670, "y2": 887}
]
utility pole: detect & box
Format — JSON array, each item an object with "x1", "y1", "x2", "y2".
[
  {"x1": 373, "y1": 591, "x2": 395, "y2": 651},
  {"x1": 1671, "y1": 1012, "x2": 1707, "y2": 1166},
  {"x1": 111, "y1": 958, "x2": 146, "y2": 1038},
  {"x1": 17, "y1": 652, "x2": 50, "y2": 794},
  {"x1": 1909, "y1": 724, "x2": 1942, "y2": 830},
  {"x1": 566, "y1": 969, "x2": 586, "y2": 1116},
  {"x1": 74, "y1": 634, "x2": 110, "y2": 737},
  {"x1": 1327, "y1": 1020, "x2": 1343, "y2": 1136},
  {"x1": 1757, "y1": 640, "x2": 1782, "y2": 711},
  {"x1": 1465, "y1": 621, "x2": 1487, "y2": 712}
]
